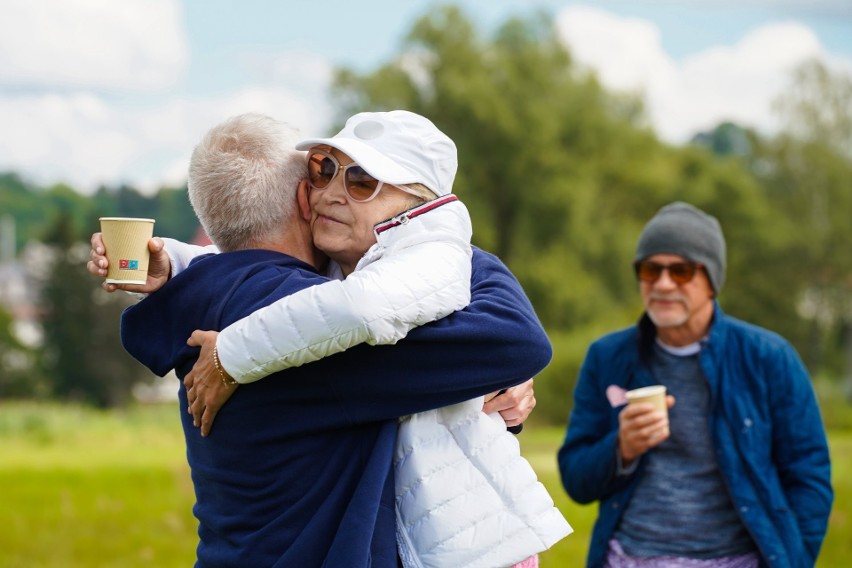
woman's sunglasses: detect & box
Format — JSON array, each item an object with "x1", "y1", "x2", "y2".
[
  {"x1": 634, "y1": 260, "x2": 701, "y2": 285},
  {"x1": 307, "y1": 148, "x2": 418, "y2": 203}
]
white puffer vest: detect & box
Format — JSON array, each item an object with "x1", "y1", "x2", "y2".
[{"x1": 395, "y1": 398, "x2": 572, "y2": 568}]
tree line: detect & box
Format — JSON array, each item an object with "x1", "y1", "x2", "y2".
[
  {"x1": 329, "y1": 6, "x2": 852, "y2": 420},
  {"x1": 0, "y1": 175, "x2": 200, "y2": 406},
  {"x1": 1, "y1": 6, "x2": 850, "y2": 420}
]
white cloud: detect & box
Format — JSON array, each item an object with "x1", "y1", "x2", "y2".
[
  {"x1": 663, "y1": 22, "x2": 824, "y2": 139},
  {"x1": 0, "y1": 0, "x2": 186, "y2": 91},
  {"x1": 0, "y1": 0, "x2": 334, "y2": 196},
  {"x1": 127, "y1": 80, "x2": 335, "y2": 194},
  {"x1": 6, "y1": 1, "x2": 847, "y2": 196},
  {"x1": 555, "y1": 5, "x2": 849, "y2": 142},
  {"x1": 0, "y1": 50, "x2": 335, "y2": 195},
  {"x1": 125, "y1": 51, "x2": 336, "y2": 194},
  {"x1": 0, "y1": 93, "x2": 136, "y2": 189},
  {"x1": 555, "y1": 6, "x2": 678, "y2": 95}
]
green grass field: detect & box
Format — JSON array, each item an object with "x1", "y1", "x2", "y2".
[
  {"x1": 1, "y1": 402, "x2": 849, "y2": 567},
  {"x1": 0, "y1": 403, "x2": 197, "y2": 568}
]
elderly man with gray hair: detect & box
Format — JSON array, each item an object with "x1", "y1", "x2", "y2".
[{"x1": 559, "y1": 202, "x2": 833, "y2": 568}]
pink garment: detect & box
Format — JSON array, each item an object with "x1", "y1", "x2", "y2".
[{"x1": 511, "y1": 555, "x2": 539, "y2": 568}]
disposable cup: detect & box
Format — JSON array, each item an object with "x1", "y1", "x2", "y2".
[
  {"x1": 625, "y1": 385, "x2": 667, "y2": 414},
  {"x1": 99, "y1": 217, "x2": 155, "y2": 284}
]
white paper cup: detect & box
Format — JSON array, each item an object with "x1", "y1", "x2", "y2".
[
  {"x1": 625, "y1": 385, "x2": 668, "y2": 414},
  {"x1": 99, "y1": 217, "x2": 155, "y2": 284}
]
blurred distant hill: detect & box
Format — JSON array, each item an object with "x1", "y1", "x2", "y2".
[{"x1": 0, "y1": 172, "x2": 199, "y2": 251}]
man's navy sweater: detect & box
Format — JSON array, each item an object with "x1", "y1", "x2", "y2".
[{"x1": 120, "y1": 247, "x2": 552, "y2": 567}]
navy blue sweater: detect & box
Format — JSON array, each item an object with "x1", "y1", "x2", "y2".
[{"x1": 121, "y1": 247, "x2": 552, "y2": 567}]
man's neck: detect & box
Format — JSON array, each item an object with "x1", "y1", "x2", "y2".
[
  {"x1": 256, "y1": 227, "x2": 325, "y2": 273},
  {"x1": 655, "y1": 303, "x2": 714, "y2": 347}
]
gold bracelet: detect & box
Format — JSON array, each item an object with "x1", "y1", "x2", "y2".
[{"x1": 212, "y1": 345, "x2": 238, "y2": 387}]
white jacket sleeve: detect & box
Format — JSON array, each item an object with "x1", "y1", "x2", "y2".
[
  {"x1": 161, "y1": 237, "x2": 219, "y2": 277},
  {"x1": 218, "y1": 196, "x2": 473, "y2": 384}
]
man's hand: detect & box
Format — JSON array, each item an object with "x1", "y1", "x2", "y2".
[
  {"x1": 483, "y1": 378, "x2": 536, "y2": 427},
  {"x1": 617, "y1": 395, "x2": 676, "y2": 465},
  {"x1": 87, "y1": 232, "x2": 171, "y2": 294},
  {"x1": 184, "y1": 330, "x2": 238, "y2": 437}
]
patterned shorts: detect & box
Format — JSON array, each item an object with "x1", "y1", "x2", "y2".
[{"x1": 605, "y1": 539, "x2": 759, "y2": 568}]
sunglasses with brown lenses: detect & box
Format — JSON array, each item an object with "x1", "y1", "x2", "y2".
[{"x1": 634, "y1": 260, "x2": 701, "y2": 285}]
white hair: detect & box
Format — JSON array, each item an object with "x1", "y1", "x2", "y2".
[{"x1": 188, "y1": 113, "x2": 306, "y2": 252}]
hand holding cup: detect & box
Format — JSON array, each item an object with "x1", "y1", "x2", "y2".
[
  {"x1": 618, "y1": 385, "x2": 674, "y2": 465},
  {"x1": 90, "y1": 218, "x2": 170, "y2": 294}
]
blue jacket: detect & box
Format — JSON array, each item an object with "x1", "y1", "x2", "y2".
[
  {"x1": 558, "y1": 303, "x2": 832, "y2": 568},
  {"x1": 121, "y1": 247, "x2": 552, "y2": 568}
]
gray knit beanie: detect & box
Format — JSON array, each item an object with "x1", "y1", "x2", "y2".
[{"x1": 634, "y1": 202, "x2": 726, "y2": 293}]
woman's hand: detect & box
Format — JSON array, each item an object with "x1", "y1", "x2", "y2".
[{"x1": 184, "y1": 330, "x2": 238, "y2": 437}]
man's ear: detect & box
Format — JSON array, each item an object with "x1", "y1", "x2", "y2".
[{"x1": 296, "y1": 179, "x2": 312, "y2": 222}]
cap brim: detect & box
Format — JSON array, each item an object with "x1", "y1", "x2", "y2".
[{"x1": 296, "y1": 137, "x2": 421, "y2": 186}]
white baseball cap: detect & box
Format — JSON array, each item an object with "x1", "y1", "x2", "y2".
[{"x1": 295, "y1": 110, "x2": 458, "y2": 197}]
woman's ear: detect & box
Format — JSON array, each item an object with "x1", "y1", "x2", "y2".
[{"x1": 296, "y1": 179, "x2": 312, "y2": 222}]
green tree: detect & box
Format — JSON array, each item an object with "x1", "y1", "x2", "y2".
[
  {"x1": 692, "y1": 122, "x2": 752, "y2": 157},
  {"x1": 329, "y1": 5, "x2": 778, "y2": 422},
  {"x1": 0, "y1": 173, "x2": 46, "y2": 252},
  {"x1": 1, "y1": 173, "x2": 200, "y2": 255},
  {"x1": 775, "y1": 59, "x2": 852, "y2": 158},
  {"x1": 0, "y1": 305, "x2": 43, "y2": 397},
  {"x1": 333, "y1": 7, "x2": 648, "y2": 324},
  {"x1": 90, "y1": 184, "x2": 199, "y2": 242},
  {"x1": 39, "y1": 213, "x2": 151, "y2": 407},
  {"x1": 753, "y1": 59, "x2": 852, "y2": 385}
]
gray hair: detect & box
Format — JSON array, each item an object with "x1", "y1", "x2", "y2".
[
  {"x1": 188, "y1": 113, "x2": 306, "y2": 252},
  {"x1": 399, "y1": 182, "x2": 437, "y2": 210}
]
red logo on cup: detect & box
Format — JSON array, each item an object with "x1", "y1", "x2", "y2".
[{"x1": 119, "y1": 259, "x2": 130, "y2": 269}]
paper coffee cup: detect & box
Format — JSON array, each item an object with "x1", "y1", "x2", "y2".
[
  {"x1": 625, "y1": 385, "x2": 667, "y2": 414},
  {"x1": 99, "y1": 217, "x2": 155, "y2": 284}
]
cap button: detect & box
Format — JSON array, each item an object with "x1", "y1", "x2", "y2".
[{"x1": 353, "y1": 120, "x2": 384, "y2": 140}]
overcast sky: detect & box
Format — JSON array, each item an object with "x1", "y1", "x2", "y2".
[{"x1": 1, "y1": 0, "x2": 850, "y2": 195}]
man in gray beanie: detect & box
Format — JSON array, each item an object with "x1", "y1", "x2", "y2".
[{"x1": 558, "y1": 202, "x2": 832, "y2": 568}]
